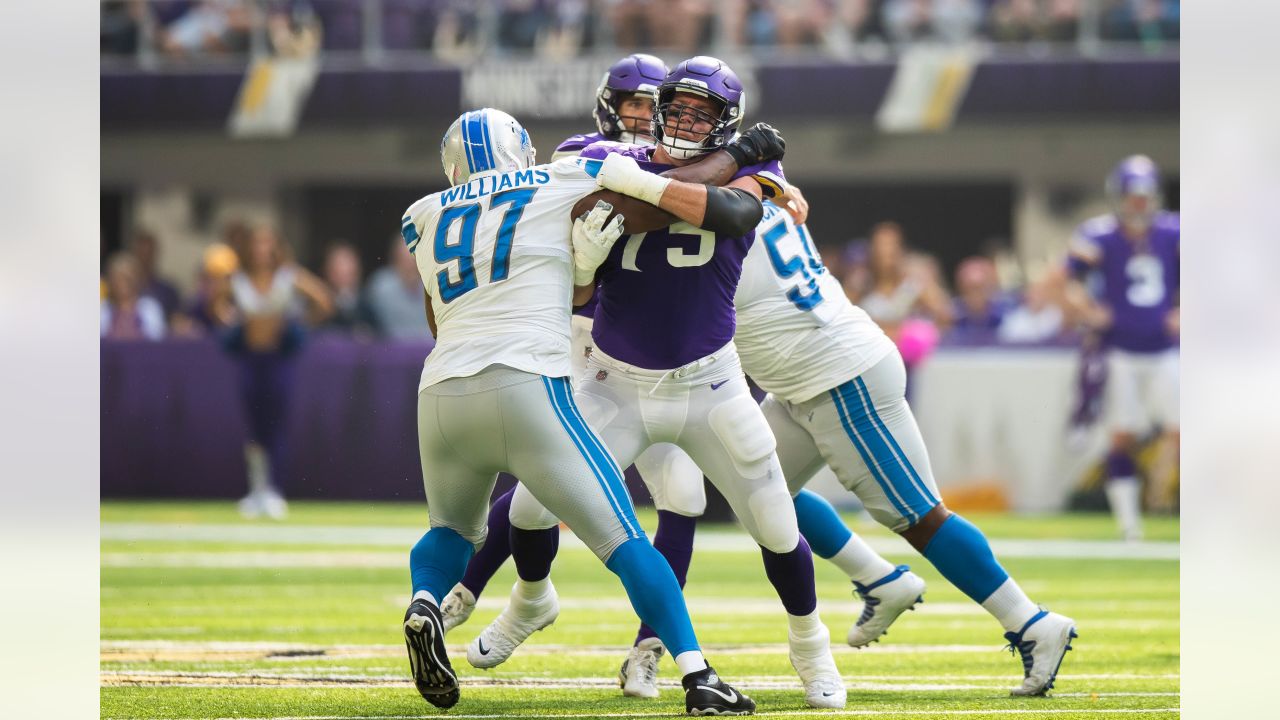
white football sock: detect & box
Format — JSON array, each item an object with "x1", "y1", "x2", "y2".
[
  {"x1": 1105, "y1": 477, "x2": 1144, "y2": 540},
  {"x1": 981, "y1": 578, "x2": 1041, "y2": 633},
  {"x1": 675, "y1": 650, "x2": 708, "y2": 675},
  {"x1": 514, "y1": 577, "x2": 551, "y2": 605},
  {"x1": 786, "y1": 610, "x2": 826, "y2": 639},
  {"x1": 412, "y1": 590, "x2": 439, "y2": 607},
  {"x1": 827, "y1": 534, "x2": 897, "y2": 586}
]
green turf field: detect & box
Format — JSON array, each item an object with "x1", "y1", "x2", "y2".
[{"x1": 101, "y1": 501, "x2": 1179, "y2": 719}]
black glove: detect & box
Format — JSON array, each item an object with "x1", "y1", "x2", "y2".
[{"x1": 723, "y1": 122, "x2": 786, "y2": 168}]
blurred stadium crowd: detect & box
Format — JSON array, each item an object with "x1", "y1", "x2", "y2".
[
  {"x1": 101, "y1": 0, "x2": 1180, "y2": 59},
  {"x1": 102, "y1": 216, "x2": 1078, "y2": 352}
]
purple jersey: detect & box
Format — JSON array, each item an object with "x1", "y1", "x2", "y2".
[
  {"x1": 554, "y1": 132, "x2": 608, "y2": 160},
  {"x1": 577, "y1": 141, "x2": 786, "y2": 369},
  {"x1": 1068, "y1": 211, "x2": 1179, "y2": 353}
]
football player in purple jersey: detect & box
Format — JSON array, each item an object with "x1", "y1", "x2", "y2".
[
  {"x1": 1065, "y1": 155, "x2": 1180, "y2": 541},
  {"x1": 552, "y1": 53, "x2": 669, "y2": 160},
  {"x1": 465, "y1": 56, "x2": 848, "y2": 709}
]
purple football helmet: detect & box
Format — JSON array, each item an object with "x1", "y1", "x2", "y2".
[
  {"x1": 1106, "y1": 155, "x2": 1162, "y2": 230},
  {"x1": 594, "y1": 54, "x2": 668, "y2": 144},
  {"x1": 654, "y1": 56, "x2": 745, "y2": 160}
]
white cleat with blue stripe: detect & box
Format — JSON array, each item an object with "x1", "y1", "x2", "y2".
[
  {"x1": 467, "y1": 580, "x2": 560, "y2": 669},
  {"x1": 1005, "y1": 610, "x2": 1078, "y2": 696},
  {"x1": 847, "y1": 565, "x2": 926, "y2": 647}
]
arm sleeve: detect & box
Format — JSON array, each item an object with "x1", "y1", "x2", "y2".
[{"x1": 702, "y1": 186, "x2": 764, "y2": 238}]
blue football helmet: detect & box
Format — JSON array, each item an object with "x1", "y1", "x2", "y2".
[{"x1": 440, "y1": 108, "x2": 537, "y2": 187}]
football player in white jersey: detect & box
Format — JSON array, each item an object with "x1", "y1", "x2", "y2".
[
  {"x1": 730, "y1": 198, "x2": 1079, "y2": 697},
  {"x1": 399, "y1": 107, "x2": 756, "y2": 715}
]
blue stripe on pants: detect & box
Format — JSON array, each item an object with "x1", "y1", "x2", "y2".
[
  {"x1": 829, "y1": 385, "x2": 917, "y2": 525},
  {"x1": 541, "y1": 377, "x2": 640, "y2": 540},
  {"x1": 850, "y1": 377, "x2": 939, "y2": 508}
]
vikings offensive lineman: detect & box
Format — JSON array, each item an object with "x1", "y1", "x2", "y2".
[
  {"x1": 399, "y1": 107, "x2": 755, "y2": 715},
  {"x1": 468, "y1": 57, "x2": 848, "y2": 709},
  {"x1": 1065, "y1": 155, "x2": 1180, "y2": 541},
  {"x1": 438, "y1": 57, "x2": 710, "y2": 622},
  {"x1": 740, "y1": 199, "x2": 1078, "y2": 697}
]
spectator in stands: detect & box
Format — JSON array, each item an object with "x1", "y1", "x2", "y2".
[
  {"x1": 158, "y1": 0, "x2": 252, "y2": 57},
  {"x1": 948, "y1": 255, "x2": 1015, "y2": 340},
  {"x1": 997, "y1": 267, "x2": 1068, "y2": 344},
  {"x1": 228, "y1": 224, "x2": 333, "y2": 520},
  {"x1": 102, "y1": 0, "x2": 147, "y2": 55},
  {"x1": 857, "y1": 221, "x2": 953, "y2": 342},
  {"x1": 433, "y1": 1, "x2": 482, "y2": 59},
  {"x1": 321, "y1": 241, "x2": 372, "y2": 334},
  {"x1": 365, "y1": 235, "x2": 433, "y2": 340},
  {"x1": 1045, "y1": 0, "x2": 1081, "y2": 42},
  {"x1": 497, "y1": 0, "x2": 551, "y2": 51},
  {"x1": 883, "y1": 0, "x2": 984, "y2": 43},
  {"x1": 989, "y1": 0, "x2": 1040, "y2": 42},
  {"x1": 102, "y1": 252, "x2": 167, "y2": 341},
  {"x1": 129, "y1": 229, "x2": 182, "y2": 322},
  {"x1": 182, "y1": 242, "x2": 241, "y2": 336},
  {"x1": 1101, "y1": 0, "x2": 1178, "y2": 44}
]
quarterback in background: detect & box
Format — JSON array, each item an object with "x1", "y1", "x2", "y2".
[{"x1": 1065, "y1": 155, "x2": 1180, "y2": 541}]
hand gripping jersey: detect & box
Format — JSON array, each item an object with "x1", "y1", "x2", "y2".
[
  {"x1": 1067, "y1": 211, "x2": 1180, "y2": 353},
  {"x1": 401, "y1": 159, "x2": 604, "y2": 390},
  {"x1": 580, "y1": 141, "x2": 788, "y2": 369},
  {"x1": 735, "y1": 201, "x2": 896, "y2": 403}
]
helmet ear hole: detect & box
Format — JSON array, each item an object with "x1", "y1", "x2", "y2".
[{"x1": 439, "y1": 108, "x2": 536, "y2": 187}]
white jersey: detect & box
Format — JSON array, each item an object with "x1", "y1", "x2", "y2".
[
  {"x1": 403, "y1": 158, "x2": 602, "y2": 390},
  {"x1": 734, "y1": 201, "x2": 895, "y2": 403}
]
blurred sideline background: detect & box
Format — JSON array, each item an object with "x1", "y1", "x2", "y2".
[{"x1": 99, "y1": 0, "x2": 1179, "y2": 518}]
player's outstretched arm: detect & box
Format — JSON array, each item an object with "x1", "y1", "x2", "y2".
[
  {"x1": 594, "y1": 152, "x2": 764, "y2": 237},
  {"x1": 658, "y1": 122, "x2": 788, "y2": 188}
]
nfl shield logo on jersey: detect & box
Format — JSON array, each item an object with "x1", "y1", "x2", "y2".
[{"x1": 596, "y1": 370, "x2": 608, "y2": 381}]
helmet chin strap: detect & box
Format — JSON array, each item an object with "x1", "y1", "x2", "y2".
[
  {"x1": 661, "y1": 136, "x2": 707, "y2": 160},
  {"x1": 617, "y1": 131, "x2": 656, "y2": 147}
]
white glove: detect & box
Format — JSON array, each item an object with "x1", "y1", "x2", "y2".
[
  {"x1": 596, "y1": 152, "x2": 671, "y2": 206},
  {"x1": 572, "y1": 200, "x2": 626, "y2": 286}
]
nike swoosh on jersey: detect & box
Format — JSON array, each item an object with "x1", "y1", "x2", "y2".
[
  {"x1": 710, "y1": 381, "x2": 728, "y2": 390},
  {"x1": 696, "y1": 685, "x2": 738, "y2": 703}
]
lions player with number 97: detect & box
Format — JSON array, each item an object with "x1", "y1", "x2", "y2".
[
  {"x1": 397, "y1": 107, "x2": 755, "y2": 715},
  {"x1": 1065, "y1": 155, "x2": 1180, "y2": 542}
]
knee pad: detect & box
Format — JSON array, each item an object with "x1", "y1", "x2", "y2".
[
  {"x1": 636, "y1": 444, "x2": 706, "y2": 517},
  {"x1": 508, "y1": 485, "x2": 561, "y2": 531},
  {"x1": 746, "y1": 482, "x2": 800, "y2": 553},
  {"x1": 708, "y1": 395, "x2": 777, "y2": 477}
]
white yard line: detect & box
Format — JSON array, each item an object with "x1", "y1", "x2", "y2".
[
  {"x1": 100, "y1": 670, "x2": 1178, "y2": 695},
  {"x1": 101, "y1": 522, "x2": 1179, "y2": 561},
  {"x1": 103, "y1": 709, "x2": 1182, "y2": 720}
]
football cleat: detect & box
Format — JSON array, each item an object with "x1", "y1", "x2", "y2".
[
  {"x1": 847, "y1": 565, "x2": 925, "y2": 648},
  {"x1": 619, "y1": 637, "x2": 665, "y2": 699},
  {"x1": 789, "y1": 622, "x2": 846, "y2": 709},
  {"x1": 440, "y1": 583, "x2": 477, "y2": 634},
  {"x1": 403, "y1": 597, "x2": 459, "y2": 708},
  {"x1": 1004, "y1": 610, "x2": 1078, "y2": 696},
  {"x1": 683, "y1": 665, "x2": 755, "y2": 716},
  {"x1": 466, "y1": 580, "x2": 559, "y2": 669}
]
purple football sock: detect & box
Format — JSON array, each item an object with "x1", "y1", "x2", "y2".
[
  {"x1": 511, "y1": 524, "x2": 560, "y2": 582},
  {"x1": 1106, "y1": 450, "x2": 1137, "y2": 480},
  {"x1": 761, "y1": 535, "x2": 818, "y2": 616},
  {"x1": 458, "y1": 489, "x2": 516, "y2": 599},
  {"x1": 635, "y1": 510, "x2": 698, "y2": 645}
]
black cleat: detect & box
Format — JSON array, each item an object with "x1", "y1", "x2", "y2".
[
  {"x1": 683, "y1": 666, "x2": 755, "y2": 716},
  {"x1": 404, "y1": 598, "x2": 460, "y2": 708}
]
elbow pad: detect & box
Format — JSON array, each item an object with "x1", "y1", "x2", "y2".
[{"x1": 702, "y1": 186, "x2": 763, "y2": 238}]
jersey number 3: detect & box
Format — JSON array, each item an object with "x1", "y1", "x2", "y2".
[
  {"x1": 1125, "y1": 254, "x2": 1165, "y2": 308},
  {"x1": 402, "y1": 188, "x2": 539, "y2": 303}
]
